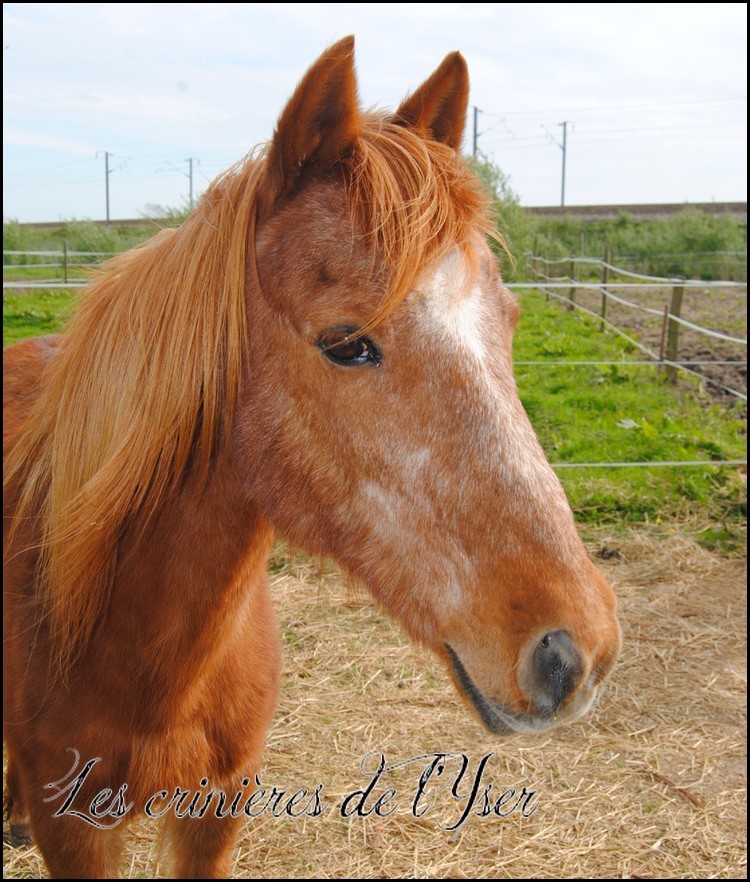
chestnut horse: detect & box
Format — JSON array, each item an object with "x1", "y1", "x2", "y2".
[{"x1": 3, "y1": 37, "x2": 621, "y2": 878}]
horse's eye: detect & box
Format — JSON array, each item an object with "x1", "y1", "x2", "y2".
[{"x1": 318, "y1": 328, "x2": 382, "y2": 367}]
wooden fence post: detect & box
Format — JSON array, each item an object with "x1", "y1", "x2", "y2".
[
  {"x1": 569, "y1": 258, "x2": 579, "y2": 306},
  {"x1": 63, "y1": 241, "x2": 68, "y2": 284},
  {"x1": 666, "y1": 284, "x2": 684, "y2": 384},
  {"x1": 658, "y1": 304, "x2": 669, "y2": 374},
  {"x1": 600, "y1": 246, "x2": 611, "y2": 330}
]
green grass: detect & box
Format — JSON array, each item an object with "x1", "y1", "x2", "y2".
[
  {"x1": 3, "y1": 264, "x2": 101, "y2": 283},
  {"x1": 3, "y1": 288, "x2": 81, "y2": 345},
  {"x1": 2, "y1": 285, "x2": 746, "y2": 550},
  {"x1": 513, "y1": 291, "x2": 746, "y2": 543}
]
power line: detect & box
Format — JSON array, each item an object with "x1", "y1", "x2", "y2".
[{"x1": 481, "y1": 95, "x2": 746, "y2": 119}]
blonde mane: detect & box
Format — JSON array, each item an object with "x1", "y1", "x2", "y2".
[{"x1": 4, "y1": 116, "x2": 498, "y2": 668}]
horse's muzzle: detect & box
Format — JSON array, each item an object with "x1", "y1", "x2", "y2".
[
  {"x1": 444, "y1": 634, "x2": 608, "y2": 736},
  {"x1": 526, "y1": 629, "x2": 584, "y2": 715}
]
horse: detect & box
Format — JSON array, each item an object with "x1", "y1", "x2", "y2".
[{"x1": 3, "y1": 36, "x2": 621, "y2": 878}]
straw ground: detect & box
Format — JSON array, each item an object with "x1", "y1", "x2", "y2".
[{"x1": 3, "y1": 529, "x2": 746, "y2": 878}]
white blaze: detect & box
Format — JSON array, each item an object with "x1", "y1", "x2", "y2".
[
  {"x1": 412, "y1": 246, "x2": 587, "y2": 575},
  {"x1": 417, "y1": 247, "x2": 489, "y2": 364},
  {"x1": 354, "y1": 244, "x2": 589, "y2": 610}
]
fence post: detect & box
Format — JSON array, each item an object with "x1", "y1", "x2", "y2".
[
  {"x1": 658, "y1": 304, "x2": 669, "y2": 374},
  {"x1": 665, "y1": 284, "x2": 684, "y2": 384},
  {"x1": 569, "y1": 258, "x2": 578, "y2": 306},
  {"x1": 530, "y1": 235, "x2": 539, "y2": 282},
  {"x1": 600, "y1": 246, "x2": 610, "y2": 330},
  {"x1": 63, "y1": 241, "x2": 68, "y2": 284}
]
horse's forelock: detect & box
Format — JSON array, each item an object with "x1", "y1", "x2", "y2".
[{"x1": 345, "y1": 116, "x2": 500, "y2": 334}]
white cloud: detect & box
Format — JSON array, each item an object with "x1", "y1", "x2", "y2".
[{"x1": 4, "y1": 126, "x2": 96, "y2": 156}]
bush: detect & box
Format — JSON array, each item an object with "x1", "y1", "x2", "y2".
[
  {"x1": 464, "y1": 156, "x2": 746, "y2": 282},
  {"x1": 530, "y1": 208, "x2": 746, "y2": 281}
]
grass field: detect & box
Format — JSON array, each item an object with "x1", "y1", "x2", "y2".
[
  {"x1": 3, "y1": 288, "x2": 81, "y2": 344},
  {"x1": 512, "y1": 291, "x2": 746, "y2": 545}
]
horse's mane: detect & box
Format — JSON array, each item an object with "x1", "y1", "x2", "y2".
[{"x1": 4, "y1": 114, "x2": 498, "y2": 668}]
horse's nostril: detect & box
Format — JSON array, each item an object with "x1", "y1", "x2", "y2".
[{"x1": 531, "y1": 630, "x2": 583, "y2": 713}]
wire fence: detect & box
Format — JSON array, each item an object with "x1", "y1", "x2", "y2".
[
  {"x1": 3, "y1": 248, "x2": 115, "y2": 286},
  {"x1": 527, "y1": 227, "x2": 747, "y2": 281},
  {"x1": 512, "y1": 252, "x2": 746, "y2": 470},
  {"x1": 521, "y1": 251, "x2": 747, "y2": 399}
]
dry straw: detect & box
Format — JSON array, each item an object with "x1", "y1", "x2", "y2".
[{"x1": 3, "y1": 528, "x2": 746, "y2": 878}]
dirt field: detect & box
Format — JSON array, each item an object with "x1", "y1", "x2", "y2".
[{"x1": 4, "y1": 531, "x2": 746, "y2": 879}]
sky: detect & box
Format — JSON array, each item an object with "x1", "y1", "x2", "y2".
[{"x1": 3, "y1": 3, "x2": 747, "y2": 223}]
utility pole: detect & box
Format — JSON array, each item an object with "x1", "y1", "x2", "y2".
[
  {"x1": 97, "y1": 150, "x2": 112, "y2": 223},
  {"x1": 105, "y1": 151, "x2": 110, "y2": 222},
  {"x1": 159, "y1": 158, "x2": 199, "y2": 211},
  {"x1": 559, "y1": 121, "x2": 568, "y2": 207},
  {"x1": 187, "y1": 157, "x2": 194, "y2": 209},
  {"x1": 472, "y1": 106, "x2": 482, "y2": 157},
  {"x1": 542, "y1": 122, "x2": 572, "y2": 206}
]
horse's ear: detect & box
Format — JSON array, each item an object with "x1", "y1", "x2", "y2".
[
  {"x1": 264, "y1": 35, "x2": 359, "y2": 206},
  {"x1": 393, "y1": 52, "x2": 469, "y2": 150}
]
